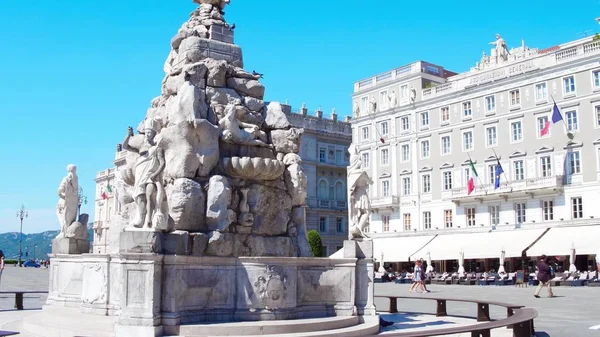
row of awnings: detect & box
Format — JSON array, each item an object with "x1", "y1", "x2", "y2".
[{"x1": 373, "y1": 225, "x2": 600, "y2": 262}]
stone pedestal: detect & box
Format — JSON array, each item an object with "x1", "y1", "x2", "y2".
[
  {"x1": 208, "y1": 25, "x2": 234, "y2": 44},
  {"x1": 343, "y1": 240, "x2": 376, "y2": 316},
  {"x1": 52, "y1": 237, "x2": 89, "y2": 255},
  {"x1": 119, "y1": 228, "x2": 163, "y2": 254}
]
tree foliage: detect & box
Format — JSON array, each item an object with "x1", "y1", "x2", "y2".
[{"x1": 307, "y1": 230, "x2": 323, "y2": 257}]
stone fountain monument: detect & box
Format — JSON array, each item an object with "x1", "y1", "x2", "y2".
[{"x1": 25, "y1": 2, "x2": 377, "y2": 336}]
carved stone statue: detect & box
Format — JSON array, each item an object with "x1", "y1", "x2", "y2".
[
  {"x1": 352, "y1": 101, "x2": 360, "y2": 117},
  {"x1": 388, "y1": 91, "x2": 397, "y2": 108},
  {"x1": 56, "y1": 164, "x2": 79, "y2": 239},
  {"x1": 489, "y1": 34, "x2": 509, "y2": 63},
  {"x1": 194, "y1": 0, "x2": 231, "y2": 28},
  {"x1": 346, "y1": 144, "x2": 373, "y2": 240},
  {"x1": 410, "y1": 87, "x2": 417, "y2": 103},
  {"x1": 219, "y1": 104, "x2": 272, "y2": 148},
  {"x1": 369, "y1": 96, "x2": 377, "y2": 113},
  {"x1": 123, "y1": 118, "x2": 167, "y2": 229}
]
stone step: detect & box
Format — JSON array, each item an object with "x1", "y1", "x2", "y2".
[
  {"x1": 171, "y1": 316, "x2": 380, "y2": 337},
  {"x1": 21, "y1": 307, "x2": 115, "y2": 337}
]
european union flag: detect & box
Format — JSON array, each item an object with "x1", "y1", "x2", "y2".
[{"x1": 494, "y1": 161, "x2": 504, "y2": 189}]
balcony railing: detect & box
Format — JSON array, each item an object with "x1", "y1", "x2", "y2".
[
  {"x1": 317, "y1": 200, "x2": 348, "y2": 210},
  {"x1": 371, "y1": 195, "x2": 400, "y2": 209},
  {"x1": 450, "y1": 175, "x2": 564, "y2": 200}
]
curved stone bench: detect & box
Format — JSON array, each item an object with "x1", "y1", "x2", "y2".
[{"x1": 374, "y1": 295, "x2": 537, "y2": 337}]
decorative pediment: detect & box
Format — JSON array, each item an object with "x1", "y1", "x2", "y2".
[
  {"x1": 420, "y1": 166, "x2": 433, "y2": 172},
  {"x1": 399, "y1": 169, "x2": 412, "y2": 175},
  {"x1": 461, "y1": 159, "x2": 477, "y2": 166},
  {"x1": 509, "y1": 150, "x2": 526, "y2": 158},
  {"x1": 535, "y1": 146, "x2": 554, "y2": 154},
  {"x1": 439, "y1": 162, "x2": 454, "y2": 169},
  {"x1": 484, "y1": 155, "x2": 499, "y2": 162},
  {"x1": 379, "y1": 173, "x2": 391, "y2": 178},
  {"x1": 564, "y1": 141, "x2": 583, "y2": 149}
]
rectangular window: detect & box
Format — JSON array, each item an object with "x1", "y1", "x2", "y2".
[
  {"x1": 381, "y1": 148, "x2": 389, "y2": 166},
  {"x1": 336, "y1": 217, "x2": 344, "y2": 233},
  {"x1": 380, "y1": 121, "x2": 389, "y2": 137},
  {"x1": 401, "y1": 116, "x2": 410, "y2": 131},
  {"x1": 543, "y1": 200, "x2": 554, "y2": 221},
  {"x1": 319, "y1": 217, "x2": 327, "y2": 232},
  {"x1": 382, "y1": 216, "x2": 390, "y2": 232},
  {"x1": 361, "y1": 97, "x2": 369, "y2": 114},
  {"x1": 511, "y1": 121, "x2": 523, "y2": 142},
  {"x1": 403, "y1": 213, "x2": 411, "y2": 231},
  {"x1": 535, "y1": 83, "x2": 547, "y2": 101},
  {"x1": 572, "y1": 197, "x2": 583, "y2": 219},
  {"x1": 361, "y1": 153, "x2": 370, "y2": 169},
  {"x1": 515, "y1": 203, "x2": 526, "y2": 224},
  {"x1": 402, "y1": 177, "x2": 411, "y2": 196},
  {"x1": 441, "y1": 135, "x2": 451, "y2": 155},
  {"x1": 596, "y1": 106, "x2": 600, "y2": 127},
  {"x1": 443, "y1": 171, "x2": 453, "y2": 190},
  {"x1": 510, "y1": 89, "x2": 521, "y2": 107},
  {"x1": 362, "y1": 126, "x2": 369, "y2": 141},
  {"x1": 422, "y1": 174, "x2": 431, "y2": 194},
  {"x1": 319, "y1": 148, "x2": 326, "y2": 163},
  {"x1": 463, "y1": 131, "x2": 473, "y2": 151},
  {"x1": 420, "y1": 111, "x2": 429, "y2": 127},
  {"x1": 379, "y1": 90, "x2": 388, "y2": 110},
  {"x1": 538, "y1": 116, "x2": 549, "y2": 137},
  {"x1": 566, "y1": 110, "x2": 578, "y2": 132},
  {"x1": 594, "y1": 70, "x2": 600, "y2": 88},
  {"x1": 540, "y1": 156, "x2": 552, "y2": 177},
  {"x1": 382, "y1": 180, "x2": 390, "y2": 197},
  {"x1": 401, "y1": 84, "x2": 408, "y2": 98},
  {"x1": 488, "y1": 164, "x2": 498, "y2": 185},
  {"x1": 485, "y1": 95, "x2": 496, "y2": 112},
  {"x1": 490, "y1": 205, "x2": 500, "y2": 225},
  {"x1": 486, "y1": 126, "x2": 497, "y2": 147},
  {"x1": 421, "y1": 140, "x2": 430, "y2": 159},
  {"x1": 563, "y1": 76, "x2": 576, "y2": 94},
  {"x1": 402, "y1": 144, "x2": 410, "y2": 162},
  {"x1": 463, "y1": 102, "x2": 472, "y2": 117},
  {"x1": 423, "y1": 212, "x2": 432, "y2": 230},
  {"x1": 441, "y1": 107, "x2": 450, "y2": 123},
  {"x1": 335, "y1": 150, "x2": 343, "y2": 165},
  {"x1": 567, "y1": 151, "x2": 581, "y2": 174},
  {"x1": 444, "y1": 210, "x2": 453, "y2": 228},
  {"x1": 513, "y1": 160, "x2": 524, "y2": 181},
  {"x1": 466, "y1": 208, "x2": 476, "y2": 227}
]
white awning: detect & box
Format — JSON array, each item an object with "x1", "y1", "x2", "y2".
[
  {"x1": 527, "y1": 225, "x2": 600, "y2": 257},
  {"x1": 373, "y1": 236, "x2": 436, "y2": 262},
  {"x1": 411, "y1": 228, "x2": 546, "y2": 261}
]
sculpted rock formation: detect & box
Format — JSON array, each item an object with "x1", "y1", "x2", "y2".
[{"x1": 108, "y1": 0, "x2": 309, "y2": 257}]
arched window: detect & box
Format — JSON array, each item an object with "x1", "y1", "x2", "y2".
[
  {"x1": 336, "y1": 182, "x2": 346, "y2": 201},
  {"x1": 319, "y1": 180, "x2": 329, "y2": 200}
]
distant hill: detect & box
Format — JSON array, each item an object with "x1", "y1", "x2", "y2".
[{"x1": 0, "y1": 226, "x2": 94, "y2": 260}]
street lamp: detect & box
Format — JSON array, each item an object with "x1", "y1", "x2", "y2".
[
  {"x1": 33, "y1": 245, "x2": 37, "y2": 261},
  {"x1": 78, "y1": 187, "x2": 87, "y2": 219},
  {"x1": 16, "y1": 205, "x2": 27, "y2": 267}
]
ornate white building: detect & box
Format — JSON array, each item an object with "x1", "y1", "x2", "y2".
[
  {"x1": 351, "y1": 33, "x2": 600, "y2": 273},
  {"x1": 93, "y1": 105, "x2": 352, "y2": 255}
]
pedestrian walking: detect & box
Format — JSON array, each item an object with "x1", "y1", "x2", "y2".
[
  {"x1": 419, "y1": 259, "x2": 430, "y2": 293},
  {"x1": 0, "y1": 250, "x2": 5, "y2": 288},
  {"x1": 408, "y1": 260, "x2": 422, "y2": 293},
  {"x1": 534, "y1": 255, "x2": 554, "y2": 298}
]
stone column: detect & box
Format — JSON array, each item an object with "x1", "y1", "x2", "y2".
[{"x1": 343, "y1": 240, "x2": 376, "y2": 316}]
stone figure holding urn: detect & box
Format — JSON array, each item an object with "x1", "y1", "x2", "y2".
[
  {"x1": 122, "y1": 118, "x2": 167, "y2": 230},
  {"x1": 347, "y1": 144, "x2": 373, "y2": 240},
  {"x1": 56, "y1": 164, "x2": 79, "y2": 238}
]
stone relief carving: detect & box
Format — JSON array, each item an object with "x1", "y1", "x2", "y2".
[
  {"x1": 369, "y1": 96, "x2": 377, "y2": 113},
  {"x1": 219, "y1": 104, "x2": 271, "y2": 148},
  {"x1": 253, "y1": 266, "x2": 288, "y2": 310},
  {"x1": 122, "y1": 118, "x2": 168, "y2": 230},
  {"x1": 82, "y1": 263, "x2": 107, "y2": 305},
  {"x1": 347, "y1": 144, "x2": 373, "y2": 240},
  {"x1": 56, "y1": 164, "x2": 79, "y2": 239},
  {"x1": 410, "y1": 87, "x2": 417, "y2": 103}
]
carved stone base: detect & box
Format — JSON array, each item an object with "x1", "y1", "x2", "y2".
[
  {"x1": 52, "y1": 238, "x2": 89, "y2": 255},
  {"x1": 119, "y1": 228, "x2": 163, "y2": 254}
]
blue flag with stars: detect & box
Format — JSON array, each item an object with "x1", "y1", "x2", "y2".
[{"x1": 494, "y1": 160, "x2": 504, "y2": 189}]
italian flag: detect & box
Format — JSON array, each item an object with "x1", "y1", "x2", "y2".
[
  {"x1": 467, "y1": 160, "x2": 478, "y2": 195},
  {"x1": 101, "y1": 184, "x2": 113, "y2": 200}
]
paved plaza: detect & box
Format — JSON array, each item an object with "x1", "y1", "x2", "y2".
[{"x1": 0, "y1": 267, "x2": 598, "y2": 336}]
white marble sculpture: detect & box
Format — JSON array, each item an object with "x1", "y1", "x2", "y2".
[
  {"x1": 369, "y1": 96, "x2": 377, "y2": 113},
  {"x1": 56, "y1": 164, "x2": 79, "y2": 239},
  {"x1": 219, "y1": 104, "x2": 271, "y2": 148},
  {"x1": 347, "y1": 144, "x2": 373, "y2": 240},
  {"x1": 352, "y1": 101, "x2": 360, "y2": 117},
  {"x1": 388, "y1": 91, "x2": 397, "y2": 108},
  {"x1": 410, "y1": 87, "x2": 417, "y2": 103},
  {"x1": 122, "y1": 118, "x2": 167, "y2": 229},
  {"x1": 489, "y1": 34, "x2": 509, "y2": 63}
]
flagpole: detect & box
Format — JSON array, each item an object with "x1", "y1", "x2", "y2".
[
  {"x1": 551, "y1": 96, "x2": 573, "y2": 140},
  {"x1": 467, "y1": 152, "x2": 487, "y2": 194},
  {"x1": 492, "y1": 148, "x2": 510, "y2": 187}
]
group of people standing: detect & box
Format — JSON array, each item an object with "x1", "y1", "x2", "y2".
[{"x1": 408, "y1": 259, "x2": 431, "y2": 293}]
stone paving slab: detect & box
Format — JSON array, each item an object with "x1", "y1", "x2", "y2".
[{"x1": 378, "y1": 313, "x2": 513, "y2": 336}]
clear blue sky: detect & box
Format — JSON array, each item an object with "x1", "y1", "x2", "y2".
[{"x1": 0, "y1": 0, "x2": 598, "y2": 233}]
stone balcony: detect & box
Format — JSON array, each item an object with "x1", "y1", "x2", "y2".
[
  {"x1": 316, "y1": 200, "x2": 347, "y2": 210},
  {"x1": 448, "y1": 175, "x2": 564, "y2": 204},
  {"x1": 371, "y1": 195, "x2": 400, "y2": 211}
]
